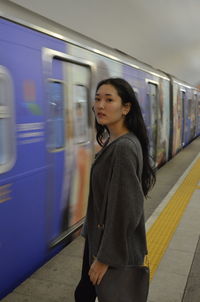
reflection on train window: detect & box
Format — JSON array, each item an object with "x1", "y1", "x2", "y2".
[
  {"x1": 73, "y1": 85, "x2": 89, "y2": 144},
  {"x1": 47, "y1": 80, "x2": 64, "y2": 150},
  {"x1": 0, "y1": 66, "x2": 15, "y2": 174}
]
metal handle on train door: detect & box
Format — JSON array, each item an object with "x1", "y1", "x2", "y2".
[{"x1": 76, "y1": 140, "x2": 91, "y2": 147}]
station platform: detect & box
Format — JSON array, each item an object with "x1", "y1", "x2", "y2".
[{"x1": 2, "y1": 137, "x2": 200, "y2": 302}]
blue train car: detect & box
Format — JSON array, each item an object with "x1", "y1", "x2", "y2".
[{"x1": 0, "y1": 18, "x2": 67, "y2": 298}]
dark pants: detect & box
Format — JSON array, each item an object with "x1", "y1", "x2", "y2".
[{"x1": 74, "y1": 239, "x2": 97, "y2": 302}]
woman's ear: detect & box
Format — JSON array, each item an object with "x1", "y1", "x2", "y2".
[{"x1": 123, "y1": 102, "x2": 131, "y2": 115}]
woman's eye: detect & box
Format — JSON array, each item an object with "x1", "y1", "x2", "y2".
[
  {"x1": 95, "y1": 98, "x2": 100, "y2": 102},
  {"x1": 107, "y1": 98, "x2": 113, "y2": 102}
]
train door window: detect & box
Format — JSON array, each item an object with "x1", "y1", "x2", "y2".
[
  {"x1": 0, "y1": 66, "x2": 15, "y2": 174},
  {"x1": 73, "y1": 84, "x2": 89, "y2": 144},
  {"x1": 61, "y1": 61, "x2": 92, "y2": 229},
  {"x1": 62, "y1": 61, "x2": 91, "y2": 148},
  {"x1": 147, "y1": 81, "x2": 158, "y2": 162},
  {"x1": 180, "y1": 90, "x2": 185, "y2": 145},
  {"x1": 47, "y1": 80, "x2": 65, "y2": 150}
]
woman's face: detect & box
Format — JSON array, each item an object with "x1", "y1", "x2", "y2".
[{"x1": 94, "y1": 84, "x2": 130, "y2": 128}]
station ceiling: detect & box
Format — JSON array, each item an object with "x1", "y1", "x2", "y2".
[{"x1": 10, "y1": 0, "x2": 200, "y2": 86}]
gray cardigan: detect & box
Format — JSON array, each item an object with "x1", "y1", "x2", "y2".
[{"x1": 82, "y1": 132, "x2": 148, "y2": 267}]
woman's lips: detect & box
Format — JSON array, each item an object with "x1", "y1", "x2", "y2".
[{"x1": 97, "y1": 113, "x2": 106, "y2": 118}]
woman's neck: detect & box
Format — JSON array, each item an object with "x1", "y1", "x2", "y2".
[{"x1": 108, "y1": 127, "x2": 130, "y2": 143}]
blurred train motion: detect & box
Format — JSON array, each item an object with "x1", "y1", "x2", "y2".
[{"x1": 0, "y1": 2, "x2": 200, "y2": 298}]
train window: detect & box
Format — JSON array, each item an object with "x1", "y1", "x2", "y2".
[
  {"x1": 193, "y1": 93, "x2": 198, "y2": 136},
  {"x1": 180, "y1": 90, "x2": 186, "y2": 145},
  {"x1": 147, "y1": 82, "x2": 158, "y2": 162},
  {"x1": 0, "y1": 66, "x2": 15, "y2": 174},
  {"x1": 73, "y1": 84, "x2": 89, "y2": 144},
  {"x1": 191, "y1": 94, "x2": 197, "y2": 120},
  {"x1": 47, "y1": 80, "x2": 65, "y2": 150},
  {"x1": 189, "y1": 97, "x2": 195, "y2": 139}
]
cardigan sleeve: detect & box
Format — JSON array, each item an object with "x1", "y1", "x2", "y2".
[{"x1": 96, "y1": 140, "x2": 144, "y2": 267}]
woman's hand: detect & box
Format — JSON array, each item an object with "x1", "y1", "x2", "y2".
[{"x1": 88, "y1": 259, "x2": 109, "y2": 285}]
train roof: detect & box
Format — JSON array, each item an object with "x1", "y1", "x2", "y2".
[{"x1": 170, "y1": 75, "x2": 200, "y2": 91}]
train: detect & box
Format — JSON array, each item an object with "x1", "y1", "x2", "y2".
[{"x1": 0, "y1": 1, "x2": 200, "y2": 298}]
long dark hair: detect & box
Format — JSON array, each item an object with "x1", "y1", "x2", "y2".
[{"x1": 95, "y1": 78, "x2": 156, "y2": 197}]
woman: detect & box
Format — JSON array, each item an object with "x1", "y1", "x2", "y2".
[{"x1": 74, "y1": 78, "x2": 156, "y2": 302}]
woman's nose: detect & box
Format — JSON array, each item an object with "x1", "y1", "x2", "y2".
[{"x1": 97, "y1": 100, "x2": 105, "y2": 109}]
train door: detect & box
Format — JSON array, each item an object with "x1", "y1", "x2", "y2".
[
  {"x1": 180, "y1": 90, "x2": 186, "y2": 146},
  {"x1": 146, "y1": 81, "x2": 158, "y2": 165},
  {"x1": 43, "y1": 48, "x2": 94, "y2": 247}
]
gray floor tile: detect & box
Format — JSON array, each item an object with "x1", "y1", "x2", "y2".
[
  {"x1": 149, "y1": 270, "x2": 187, "y2": 302},
  {"x1": 14, "y1": 278, "x2": 74, "y2": 301},
  {"x1": 168, "y1": 229, "x2": 199, "y2": 253},
  {"x1": 32, "y1": 255, "x2": 82, "y2": 285},
  {"x1": 156, "y1": 248, "x2": 194, "y2": 276}
]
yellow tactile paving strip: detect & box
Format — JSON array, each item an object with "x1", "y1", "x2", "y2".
[{"x1": 147, "y1": 157, "x2": 200, "y2": 280}]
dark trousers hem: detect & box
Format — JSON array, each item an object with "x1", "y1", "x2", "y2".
[{"x1": 74, "y1": 238, "x2": 97, "y2": 302}]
